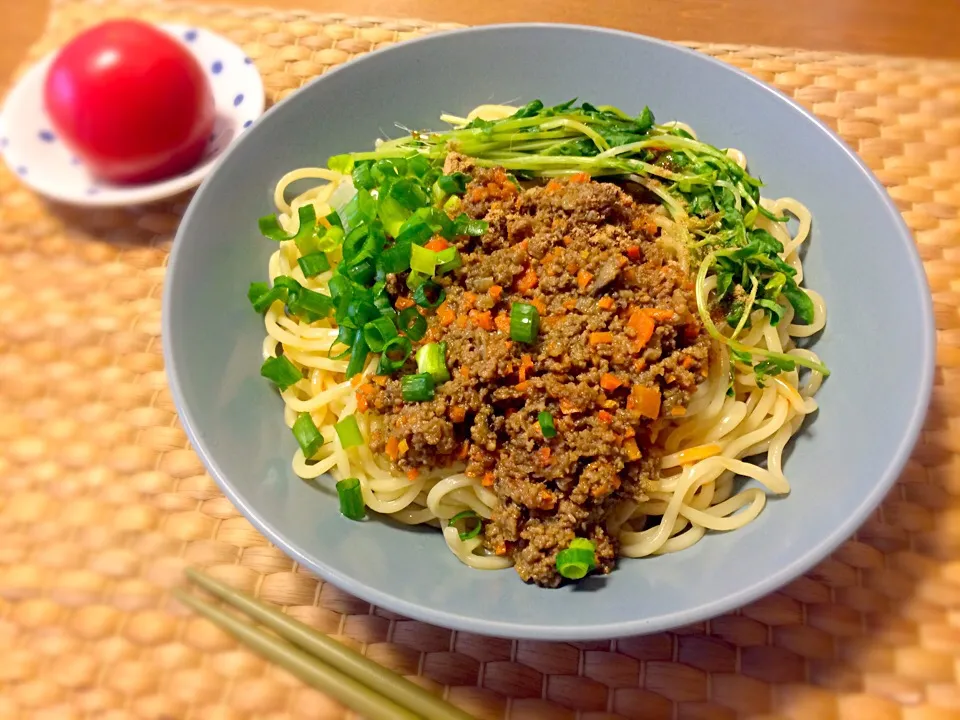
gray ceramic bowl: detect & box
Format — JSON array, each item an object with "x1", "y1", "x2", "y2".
[{"x1": 163, "y1": 25, "x2": 934, "y2": 640}]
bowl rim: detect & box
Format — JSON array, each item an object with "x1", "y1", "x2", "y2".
[{"x1": 163, "y1": 22, "x2": 936, "y2": 639}]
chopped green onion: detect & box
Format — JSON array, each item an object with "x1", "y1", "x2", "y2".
[
  {"x1": 351, "y1": 162, "x2": 375, "y2": 191},
  {"x1": 362, "y1": 316, "x2": 399, "y2": 352},
  {"x1": 443, "y1": 195, "x2": 461, "y2": 214},
  {"x1": 448, "y1": 510, "x2": 482, "y2": 541},
  {"x1": 377, "y1": 242, "x2": 411, "y2": 274},
  {"x1": 435, "y1": 247, "x2": 462, "y2": 274},
  {"x1": 413, "y1": 280, "x2": 446, "y2": 309},
  {"x1": 415, "y1": 342, "x2": 450, "y2": 383},
  {"x1": 345, "y1": 333, "x2": 369, "y2": 379},
  {"x1": 556, "y1": 538, "x2": 597, "y2": 580},
  {"x1": 316, "y1": 225, "x2": 344, "y2": 253},
  {"x1": 410, "y1": 244, "x2": 438, "y2": 275},
  {"x1": 398, "y1": 306, "x2": 427, "y2": 341},
  {"x1": 377, "y1": 335, "x2": 414, "y2": 374},
  {"x1": 336, "y1": 478, "x2": 365, "y2": 520},
  {"x1": 406, "y1": 270, "x2": 428, "y2": 291},
  {"x1": 406, "y1": 154, "x2": 432, "y2": 177},
  {"x1": 248, "y1": 281, "x2": 286, "y2": 313},
  {"x1": 438, "y1": 172, "x2": 470, "y2": 195},
  {"x1": 395, "y1": 217, "x2": 434, "y2": 245},
  {"x1": 538, "y1": 411, "x2": 557, "y2": 438},
  {"x1": 328, "y1": 325, "x2": 357, "y2": 360},
  {"x1": 297, "y1": 252, "x2": 330, "y2": 278},
  {"x1": 325, "y1": 210, "x2": 343, "y2": 229},
  {"x1": 401, "y1": 373, "x2": 435, "y2": 402},
  {"x1": 342, "y1": 258, "x2": 376, "y2": 285},
  {"x1": 260, "y1": 355, "x2": 302, "y2": 391},
  {"x1": 334, "y1": 415, "x2": 364, "y2": 449},
  {"x1": 274, "y1": 276, "x2": 335, "y2": 322},
  {"x1": 510, "y1": 302, "x2": 540, "y2": 344},
  {"x1": 258, "y1": 204, "x2": 318, "y2": 255},
  {"x1": 452, "y1": 214, "x2": 488, "y2": 237},
  {"x1": 292, "y1": 413, "x2": 324, "y2": 458}
]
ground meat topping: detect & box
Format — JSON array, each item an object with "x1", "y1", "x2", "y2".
[{"x1": 366, "y1": 155, "x2": 710, "y2": 587}]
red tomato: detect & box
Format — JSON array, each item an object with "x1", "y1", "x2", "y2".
[{"x1": 43, "y1": 19, "x2": 215, "y2": 185}]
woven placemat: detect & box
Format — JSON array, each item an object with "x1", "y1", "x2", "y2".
[{"x1": 2, "y1": 1, "x2": 960, "y2": 718}]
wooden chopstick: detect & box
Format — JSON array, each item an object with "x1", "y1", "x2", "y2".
[{"x1": 178, "y1": 567, "x2": 476, "y2": 720}]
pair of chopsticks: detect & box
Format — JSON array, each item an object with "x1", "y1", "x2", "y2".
[{"x1": 175, "y1": 568, "x2": 476, "y2": 720}]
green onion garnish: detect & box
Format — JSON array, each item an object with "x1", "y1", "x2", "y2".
[
  {"x1": 274, "y1": 276, "x2": 335, "y2": 322},
  {"x1": 435, "y1": 247, "x2": 462, "y2": 275},
  {"x1": 334, "y1": 415, "x2": 364, "y2": 449},
  {"x1": 292, "y1": 413, "x2": 324, "y2": 458},
  {"x1": 556, "y1": 538, "x2": 597, "y2": 580},
  {"x1": 336, "y1": 477, "x2": 365, "y2": 520},
  {"x1": 413, "y1": 280, "x2": 446, "y2": 309},
  {"x1": 538, "y1": 411, "x2": 557, "y2": 438},
  {"x1": 247, "y1": 281, "x2": 286, "y2": 313},
  {"x1": 315, "y1": 225, "x2": 344, "y2": 252},
  {"x1": 377, "y1": 335, "x2": 413, "y2": 374},
  {"x1": 362, "y1": 316, "x2": 399, "y2": 352},
  {"x1": 258, "y1": 204, "x2": 318, "y2": 255},
  {"x1": 448, "y1": 510, "x2": 482, "y2": 541},
  {"x1": 415, "y1": 342, "x2": 450, "y2": 384},
  {"x1": 401, "y1": 372, "x2": 435, "y2": 402},
  {"x1": 438, "y1": 172, "x2": 470, "y2": 195},
  {"x1": 510, "y1": 302, "x2": 540, "y2": 344},
  {"x1": 344, "y1": 333, "x2": 369, "y2": 379},
  {"x1": 260, "y1": 355, "x2": 302, "y2": 391},
  {"x1": 297, "y1": 252, "x2": 330, "y2": 278},
  {"x1": 410, "y1": 244, "x2": 438, "y2": 276},
  {"x1": 398, "y1": 306, "x2": 427, "y2": 341}
]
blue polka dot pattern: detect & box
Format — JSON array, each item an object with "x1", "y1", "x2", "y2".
[
  {"x1": 243, "y1": 120, "x2": 252, "y2": 129},
  {"x1": 38, "y1": 130, "x2": 55, "y2": 143},
  {"x1": 184, "y1": 29, "x2": 198, "y2": 42},
  {"x1": 212, "y1": 60, "x2": 223, "y2": 74},
  {"x1": 234, "y1": 94, "x2": 244, "y2": 107},
  {"x1": 16, "y1": 166, "x2": 27, "y2": 175}
]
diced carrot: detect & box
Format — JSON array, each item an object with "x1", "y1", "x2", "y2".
[
  {"x1": 644, "y1": 220, "x2": 658, "y2": 235},
  {"x1": 470, "y1": 187, "x2": 487, "y2": 203},
  {"x1": 623, "y1": 437, "x2": 642, "y2": 461},
  {"x1": 538, "y1": 447, "x2": 552, "y2": 465},
  {"x1": 516, "y1": 381, "x2": 529, "y2": 392},
  {"x1": 634, "y1": 359, "x2": 647, "y2": 372},
  {"x1": 617, "y1": 255, "x2": 628, "y2": 268},
  {"x1": 450, "y1": 406, "x2": 466, "y2": 423},
  {"x1": 463, "y1": 292, "x2": 477, "y2": 310},
  {"x1": 545, "y1": 179, "x2": 563, "y2": 194},
  {"x1": 537, "y1": 489, "x2": 556, "y2": 510},
  {"x1": 627, "y1": 385, "x2": 662, "y2": 419},
  {"x1": 681, "y1": 356, "x2": 695, "y2": 369},
  {"x1": 495, "y1": 543, "x2": 507, "y2": 556},
  {"x1": 359, "y1": 383, "x2": 377, "y2": 396},
  {"x1": 597, "y1": 297, "x2": 615, "y2": 310},
  {"x1": 356, "y1": 392, "x2": 369, "y2": 413},
  {"x1": 504, "y1": 341, "x2": 513, "y2": 351},
  {"x1": 482, "y1": 471, "x2": 496, "y2": 487},
  {"x1": 395, "y1": 296, "x2": 415, "y2": 310},
  {"x1": 531, "y1": 297, "x2": 547, "y2": 316},
  {"x1": 495, "y1": 313, "x2": 511, "y2": 333},
  {"x1": 643, "y1": 307, "x2": 676, "y2": 322},
  {"x1": 563, "y1": 299, "x2": 577, "y2": 311},
  {"x1": 570, "y1": 171, "x2": 591, "y2": 183},
  {"x1": 670, "y1": 406, "x2": 687, "y2": 417},
  {"x1": 350, "y1": 374, "x2": 364, "y2": 387},
  {"x1": 562, "y1": 235, "x2": 572, "y2": 246},
  {"x1": 519, "y1": 354, "x2": 534, "y2": 382},
  {"x1": 385, "y1": 436, "x2": 400, "y2": 461},
  {"x1": 626, "y1": 246, "x2": 641, "y2": 261},
  {"x1": 489, "y1": 285, "x2": 503, "y2": 301},
  {"x1": 459, "y1": 440, "x2": 470, "y2": 459},
  {"x1": 460, "y1": 366, "x2": 470, "y2": 378},
  {"x1": 373, "y1": 375, "x2": 388, "y2": 386},
  {"x1": 424, "y1": 237, "x2": 450, "y2": 252},
  {"x1": 631, "y1": 218, "x2": 645, "y2": 232},
  {"x1": 627, "y1": 309, "x2": 656, "y2": 351},
  {"x1": 406, "y1": 468, "x2": 420, "y2": 481},
  {"x1": 456, "y1": 315, "x2": 468, "y2": 328},
  {"x1": 437, "y1": 301, "x2": 455, "y2": 327},
  {"x1": 397, "y1": 439, "x2": 409, "y2": 457},
  {"x1": 600, "y1": 373, "x2": 622, "y2": 392},
  {"x1": 577, "y1": 269, "x2": 594, "y2": 289},
  {"x1": 624, "y1": 427, "x2": 636, "y2": 439},
  {"x1": 598, "y1": 410, "x2": 614, "y2": 424},
  {"x1": 589, "y1": 332, "x2": 614, "y2": 345},
  {"x1": 471, "y1": 310, "x2": 494, "y2": 331},
  {"x1": 517, "y1": 268, "x2": 538, "y2": 293},
  {"x1": 567, "y1": 262, "x2": 579, "y2": 274},
  {"x1": 560, "y1": 398, "x2": 576, "y2": 414}
]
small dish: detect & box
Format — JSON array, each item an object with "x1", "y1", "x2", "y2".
[{"x1": 0, "y1": 23, "x2": 264, "y2": 207}]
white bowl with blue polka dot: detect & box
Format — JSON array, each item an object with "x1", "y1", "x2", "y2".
[{"x1": 0, "y1": 23, "x2": 264, "y2": 207}]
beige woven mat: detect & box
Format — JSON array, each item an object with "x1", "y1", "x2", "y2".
[{"x1": 2, "y1": 1, "x2": 960, "y2": 718}]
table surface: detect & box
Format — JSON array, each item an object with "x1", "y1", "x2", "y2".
[{"x1": 2, "y1": 0, "x2": 959, "y2": 89}]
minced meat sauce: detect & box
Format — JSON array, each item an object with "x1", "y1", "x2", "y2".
[{"x1": 363, "y1": 153, "x2": 711, "y2": 587}]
